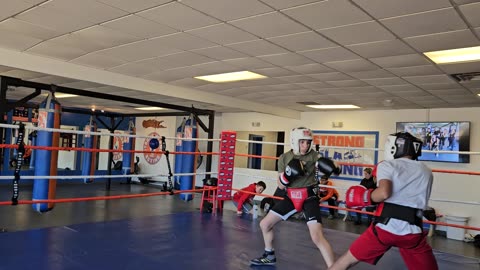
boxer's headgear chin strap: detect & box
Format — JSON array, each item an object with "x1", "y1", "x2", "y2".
[
  {"x1": 384, "y1": 132, "x2": 423, "y2": 160},
  {"x1": 290, "y1": 127, "x2": 313, "y2": 155}
]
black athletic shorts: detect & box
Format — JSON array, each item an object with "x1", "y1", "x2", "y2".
[{"x1": 270, "y1": 185, "x2": 322, "y2": 224}]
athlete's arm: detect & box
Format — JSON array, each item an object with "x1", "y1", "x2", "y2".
[{"x1": 370, "y1": 179, "x2": 392, "y2": 203}]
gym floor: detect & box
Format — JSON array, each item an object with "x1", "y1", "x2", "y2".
[{"x1": 0, "y1": 183, "x2": 478, "y2": 269}]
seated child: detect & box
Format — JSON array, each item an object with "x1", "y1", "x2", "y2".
[
  {"x1": 319, "y1": 175, "x2": 339, "y2": 219},
  {"x1": 233, "y1": 181, "x2": 266, "y2": 215}
]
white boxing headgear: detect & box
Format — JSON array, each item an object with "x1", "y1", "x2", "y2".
[
  {"x1": 290, "y1": 127, "x2": 313, "y2": 155},
  {"x1": 384, "y1": 132, "x2": 422, "y2": 160}
]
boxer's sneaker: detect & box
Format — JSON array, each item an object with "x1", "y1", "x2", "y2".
[{"x1": 250, "y1": 250, "x2": 276, "y2": 265}]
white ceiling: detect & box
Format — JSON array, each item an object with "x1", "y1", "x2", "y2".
[{"x1": 1, "y1": 0, "x2": 480, "y2": 118}]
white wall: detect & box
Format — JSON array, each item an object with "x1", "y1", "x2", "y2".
[{"x1": 220, "y1": 107, "x2": 480, "y2": 235}]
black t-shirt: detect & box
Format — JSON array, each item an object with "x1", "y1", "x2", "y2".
[{"x1": 360, "y1": 177, "x2": 376, "y2": 189}]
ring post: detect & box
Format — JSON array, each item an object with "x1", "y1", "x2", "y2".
[{"x1": 216, "y1": 131, "x2": 236, "y2": 213}]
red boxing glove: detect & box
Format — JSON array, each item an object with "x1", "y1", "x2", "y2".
[{"x1": 345, "y1": 185, "x2": 374, "y2": 209}]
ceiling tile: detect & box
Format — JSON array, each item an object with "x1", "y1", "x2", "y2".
[
  {"x1": 191, "y1": 46, "x2": 248, "y2": 60},
  {"x1": 102, "y1": 15, "x2": 177, "y2": 39},
  {"x1": 459, "y1": 2, "x2": 480, "y2": 27},
  {"x1": 386, "y1": 65, "x2": 444, "y2": 77},
  {"x1": 0, "y1": 18, "x2": 60, "y2": 40},
  {"x1": 252, "y1": 67, "x2": 296, "y2": 77},
  {"x1": 0, "y1": 1, "x2": 37, "y2": 21},
  {"x1": 27, "y1": 41, "x2": 88, "y2": 60},
  {"x1": 42, "y1": 0, "x2": 127, "y2": 24},
  {"x1": 260, "y1": 0, "x2": 319, "y2": 10},
  {"x1": 275, "y1": 75, "x2": 319, "y2": 83},
  {"x1": 223, "y1": 57, "x2": 274, "y2": 69},
  {"x1": 378, "y1": 84, "x2": 423, "y2": 92},
  {"x1": 319, "y1": 21, "x2": 396, "y2": 46},
  {"x1": 60, "y1": 80, "x2": 105, "y2": 89},
  {"x1": 353, "y1": 0, "x2": 451, "y2": 19},
  {"x1": 347, "y1": 39, "x2": 415, "y2": 58},
  {"x1": 417, "y1": 82, "x2": 462, "y2": 90},
  {"x1": 308, "y1": 72, "x2": 353, "y2": 81},
  {"x1": 230, "y1": 12, "x2": 309, "y2": 38},
  {"x1": 259, "y1": 53, "x2": 315, "y2": 66},
  {"x1": 362, "y1": 77, "x2": 407, "y2": 86},
  {"x1": 181, "y1": 0, "x2": 274, "y2": 21},
  {"x1": 137, "y1": 2, "x2": 220, "y2": 31},
  {"x1": 107, "y1": 63, "x2": 160, "y2": 77},
  {"x1": 300, "y1": 47, "x2": 359, "y2": 63},
  {"x1": 405, "y1": 29, "x2": 479, "y2": 52},
  {"x1": 70, "y1": 53, "x2": 128, "y2": 69},
  {"x1": 16, "y1": 6, "x2": 95, "y2": 33},
  {"x1": 96, "y1": 0, "x2": 171, "y2": 13},
  {"x1": 0, "y1": 28, "x2": 41, "y2": 51},
  {"x1": 326, "y1": 80, "x2": 369, "y2": 87},
  {"x1": 99, "y1": 39, "x2": 182, "y2": 62},
  {"x1": 283, "y1": 0, "x2": 371, "y2": 30},
  {"x1": 370, "y1": 54, "x2": 431, "y2": 68},
  {"x1": 324, "y1": 59, "x2": 378, "y2": 72},
  {"x1": 151, "y1": 32, "x2": 217, "y2": 51},
  {"x1": 0, "y1": 66, "x2": 15, "y2": 73},
  {"x1": 427, "y1": 88, "x2": 472, "y2": 95},
  {"x1": 402, "y1": 74, "x2": 456, "y2": 85},
  {"x1": 349, "y1": 69, "x2": 394, "y2": 79},
  {"x1": 151, "y1": 51, "x2": 215, "y2": 70},
  {"x1": 226, "y1": 39, "x2": 288, "y2": 56},
  {"x1": 72, "y1": 25, "x2": 140, "y2": 50},
  {"x1": 169, "y1": 77, "x2": 210, "y2": 88},
  {"x1": 380, "y1": 8, "x2": 467, "y2": 38},
  {"x1": 267, "y1": 31, "x2": 336, "y2": 52},
  {"x1": 188, "y1": 23, "x2": 258, "y2": 45},
  {"x1": 295, "y1": 81, "x2": 332, "y2": 89},
  {"x1": 284, "y1": 63, "x2": 333, "y2": 74}
]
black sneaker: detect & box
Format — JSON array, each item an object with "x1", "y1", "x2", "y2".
[{"x1": 250, "y1": 251, "x2": 276, "y2": 265}]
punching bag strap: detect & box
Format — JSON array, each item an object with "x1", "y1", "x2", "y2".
[
  {"x1": 12, "y1": 123, "x2": 26, "y2": 205},
  {"x1": 161, "y1": 136, "x2": 174, "y2": 194}
]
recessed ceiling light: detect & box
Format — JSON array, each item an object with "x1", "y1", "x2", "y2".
[
  {"x1": 194, "y1": 71, "x2": 267, "y2": 83},
  {"x1": 424, "y1": 45, "x2": 480, "y2": 64},
  {"x1": 306, "y1": 104, "x2": 360, "y2": 109},
  {"x1": 135, "y1": 107, "x2": 165, "y2": 111}
]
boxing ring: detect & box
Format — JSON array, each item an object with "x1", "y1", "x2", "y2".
[
  {"x1": 1, "y1": 73, "x2": 480, "y2": 269},
  {"x1": 1, "y1": 122, "x2": 479, "y2": 270}
]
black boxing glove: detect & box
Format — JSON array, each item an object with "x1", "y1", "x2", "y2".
[
  {"x1": 316, "y1": 157, "x2": 341, "y2": 180},
  {"x1": 279, "y1": 159, "x2": 305, "y2": 186}
]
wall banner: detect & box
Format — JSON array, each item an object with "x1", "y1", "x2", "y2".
[{"x1": 313, "y1": 130, "x2": 379, "y2": 181}]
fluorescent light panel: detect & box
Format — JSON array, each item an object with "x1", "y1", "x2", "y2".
[
  {"x1": 194, "y1": 71, "x2": 267, "y2": 83},
  {"x1": 424, "y1": 46, "x2": 480, "y2": 64},
  {"x1": 307, "y1": 104, "x2": 360, "y2": 109},
  {"x1": 41, "y1": 93, "x2": 78, "y2": 98},
  {"x1": 135, "y1": 107, "x2": 165, "y2": 111}
]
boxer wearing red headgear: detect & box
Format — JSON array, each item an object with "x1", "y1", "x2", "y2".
[{"x1": 330, "y1": 132, "x2": 438, "y2": 270}]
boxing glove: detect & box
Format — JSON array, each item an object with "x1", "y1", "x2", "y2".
[
  {"x1": 279, "y1": 159, "x2": 305, "y2": 186},
  {"x1": 345, "y1": 185, "x2": 374, "y2": 209},
  {"x1": 316, "y1": 157, "x2": 341, "y2": 179}
]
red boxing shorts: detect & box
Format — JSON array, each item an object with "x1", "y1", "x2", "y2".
[
  {"x1": 350, "y1": 224, "x2": 438, "y2": 269},
  {"x1": 287, "y1": 187, "x2": 309, "y2": 212}
]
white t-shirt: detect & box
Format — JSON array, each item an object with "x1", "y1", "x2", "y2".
[{"x1": 375, "y1": 158, "x2": 433, "y2": 235}]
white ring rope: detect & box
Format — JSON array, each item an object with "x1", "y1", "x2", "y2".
[
  {"x1": 236, "y1": 139, "x2": 285, "y2": 146},
  {"x1": 0, "y1": 123, "x2": 220, "y2": 142},
  {"x1": 0, "y1": 171, "x2": 217, "y2": 181}
]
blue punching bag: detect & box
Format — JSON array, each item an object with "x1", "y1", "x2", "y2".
[
  {"x1": 81, "y1": 118, "x2": 97, "y2": 183},
  {"x1": 174, "y1": 118, "x2": 186, "y2": 190},
  {"x1": 32, "y1": 94, "x2": 61, "y2": 212},
  {"x1": 179, "y1": 117, "x2": 197, "y2": 201}
]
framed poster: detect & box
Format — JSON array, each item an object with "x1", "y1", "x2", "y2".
[{"x1": 313, "y1": 130, "x2": 379, "y2": 181}]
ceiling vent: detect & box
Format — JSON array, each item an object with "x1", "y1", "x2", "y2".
[{"x1": 450, "y1": 72, "x2": 480, "y2": 82}]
